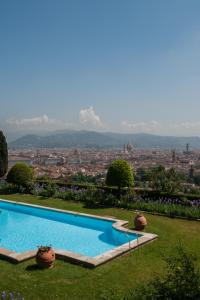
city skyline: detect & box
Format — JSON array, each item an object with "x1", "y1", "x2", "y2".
[{"x1": 1, "y1": 0, "x2": 200, "y2": 136}]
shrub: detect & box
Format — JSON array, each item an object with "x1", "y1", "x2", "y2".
[
  {"x1": 0, "y1": 182, "x2": 15, "y2": 194},
  {"x1": 81, "y1": 187, "x2": 99, "y2": 207},
  {"x1": 7, "y1": 163, "x2": 34, "y2": 188},
  {"x1": 39, "y1": 183, "x2": 57, "y2": 198},
  {"x1": 103, "y1": 193, "x2": 116, "y2": 206},
  {"x1": 127, "y1": 245, "x2": 200, "y2": 299}
]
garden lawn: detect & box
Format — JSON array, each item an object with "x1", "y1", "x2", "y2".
[{"x1": 0, "y1": 194, "x2": 200, "y2": 300}]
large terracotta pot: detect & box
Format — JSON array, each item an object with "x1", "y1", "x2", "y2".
[
  {"x1": 134, "y1": 213, "x2": 147, "y2": 230},
  {"x1": 36, "y1": 246, "x2": 55, "y2": 269}
]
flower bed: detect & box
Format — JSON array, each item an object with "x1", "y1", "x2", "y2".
[{"x1": 1, "y1": 181, "x2": 200, "y2": 219}]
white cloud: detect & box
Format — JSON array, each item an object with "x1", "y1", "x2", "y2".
[
  {"x1": 6, "y1": 115, "x2": 73, "y2": 130},
  {"x1": 5, "y1": 109, "x2": 105, "y2": 133},
  {"x1": 7, "y1": 115, "x2": 49, "y2": 126},
  {"x1": 79, "y1": 106, "x2": 103, "y2": 127},
  {"x1": 6, "y1": 113, "x2": 200, "y2": 136},
  {"x1": 121, "y1": 121, "x2": 145, "y2": 129},
  {"x1": 172, "y1": 121, "x2": 200, "y2": 130},
  {"x1": 121, "y1": 120, "x2": 160, "y2": 132},
  {"x1": 121, "y1": 119, "x2": 200, "y2": 136}
]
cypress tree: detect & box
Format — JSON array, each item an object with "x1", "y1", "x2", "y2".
[{"x1": 0, "y1": 130, "x2": 8, "y2": 177}]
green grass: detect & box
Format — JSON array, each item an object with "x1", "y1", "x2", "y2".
[{"x1": 0, "y1": 194, "x2": 200, "y2": 300}]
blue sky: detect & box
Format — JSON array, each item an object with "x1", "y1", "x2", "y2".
[{"x1": 1, "y1": 0, "x2": 200, "y2": 136}]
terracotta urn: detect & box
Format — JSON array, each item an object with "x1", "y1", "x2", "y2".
[
  {"x1": 36, "y1": 246, "x2": 55, "y2": 269},
  {"x1": 134, "y1": 213, "x2": 147, "y2": 230}
]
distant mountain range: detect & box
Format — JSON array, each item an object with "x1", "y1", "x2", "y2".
[{"x1": 8, "y1": 130, "x2": 200, "y2": 149}]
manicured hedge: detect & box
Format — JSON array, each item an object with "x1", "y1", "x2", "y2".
[{"x1": 36, "y1": 179, "x2": 200, "y2": 200}]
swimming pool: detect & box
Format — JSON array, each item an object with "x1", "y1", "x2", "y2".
[{"x1": 0, "y1": 199, "x2": 157, "y2": 267}]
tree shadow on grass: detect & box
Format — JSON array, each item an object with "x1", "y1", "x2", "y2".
[
  {"x1": 83, "y1": 202, "x2": 115, "y2": 209},
  {"x1": 37, "y1": 196, "x2": 51, "y2": 201},
  {"x1": 26, "y1": 264, "x2": 40, "y2": 271}
]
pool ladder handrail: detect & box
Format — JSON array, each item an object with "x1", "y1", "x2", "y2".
[
  {"x1": 124, "y1": 230, "x2": 131, "y2": 249},
  {"x1": 124, "y1": 229, "x2": 139, "y2": 249}
]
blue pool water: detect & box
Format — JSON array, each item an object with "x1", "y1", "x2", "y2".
[{"x1": 0, "y1": 200, "x2": 139, "y2": 257}]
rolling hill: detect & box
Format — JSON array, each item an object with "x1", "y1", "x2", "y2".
[{"x1": 9, "y1": 130, "x2": 200, "y2": 149}]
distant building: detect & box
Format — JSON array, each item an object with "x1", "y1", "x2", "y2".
[
  {"x1": 8, "y1": 159, "x2": 33, "y2": 169},
  {"x1": 183, "y1": 143, "x2": 192, "y2": 155},
  {"x1": 172, "y1": 149, "x2": 176, "y2": 163},
  {"x1": 123, "y1": 143, "x2": 133, "y2": 154},
  {"x1": 189, "y1": 161, "x2": 194, "y2": 179}
]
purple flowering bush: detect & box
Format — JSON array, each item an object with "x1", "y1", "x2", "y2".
[
  {"x1": 118, "y1": 194, "x2": 200, "y2": 219},
  {"x1": 31, "y1": 183, "x2": 116, "y2": 206},
  {"x1": 142, "y1": 196, "x2": 200, "y2": 207},
  {"x1": 30, "y1": 182, "x2": 200, "y2": 219},
  {"x1": 1, "y1": 291, "x2": 24, "y2": 300}
]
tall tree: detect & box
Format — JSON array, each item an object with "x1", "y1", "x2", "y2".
[
  {"x1": 0, "y1": 130, "x2": 8, "y2": 177},
  {"x1": 149, "y1": 165, "x2": 183, "y2": 193}
]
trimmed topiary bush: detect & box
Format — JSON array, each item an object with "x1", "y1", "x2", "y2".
[
  {"x1": 7, "y1": 163, "x2": 34, "y2": 188},
  {"x1": 106, "y1": 159, "x2": 134, "y2": 190}
]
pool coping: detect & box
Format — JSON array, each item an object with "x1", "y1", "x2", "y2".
[{"x1": 0, "y1": 199, "x2": 158, "y2": 268}]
